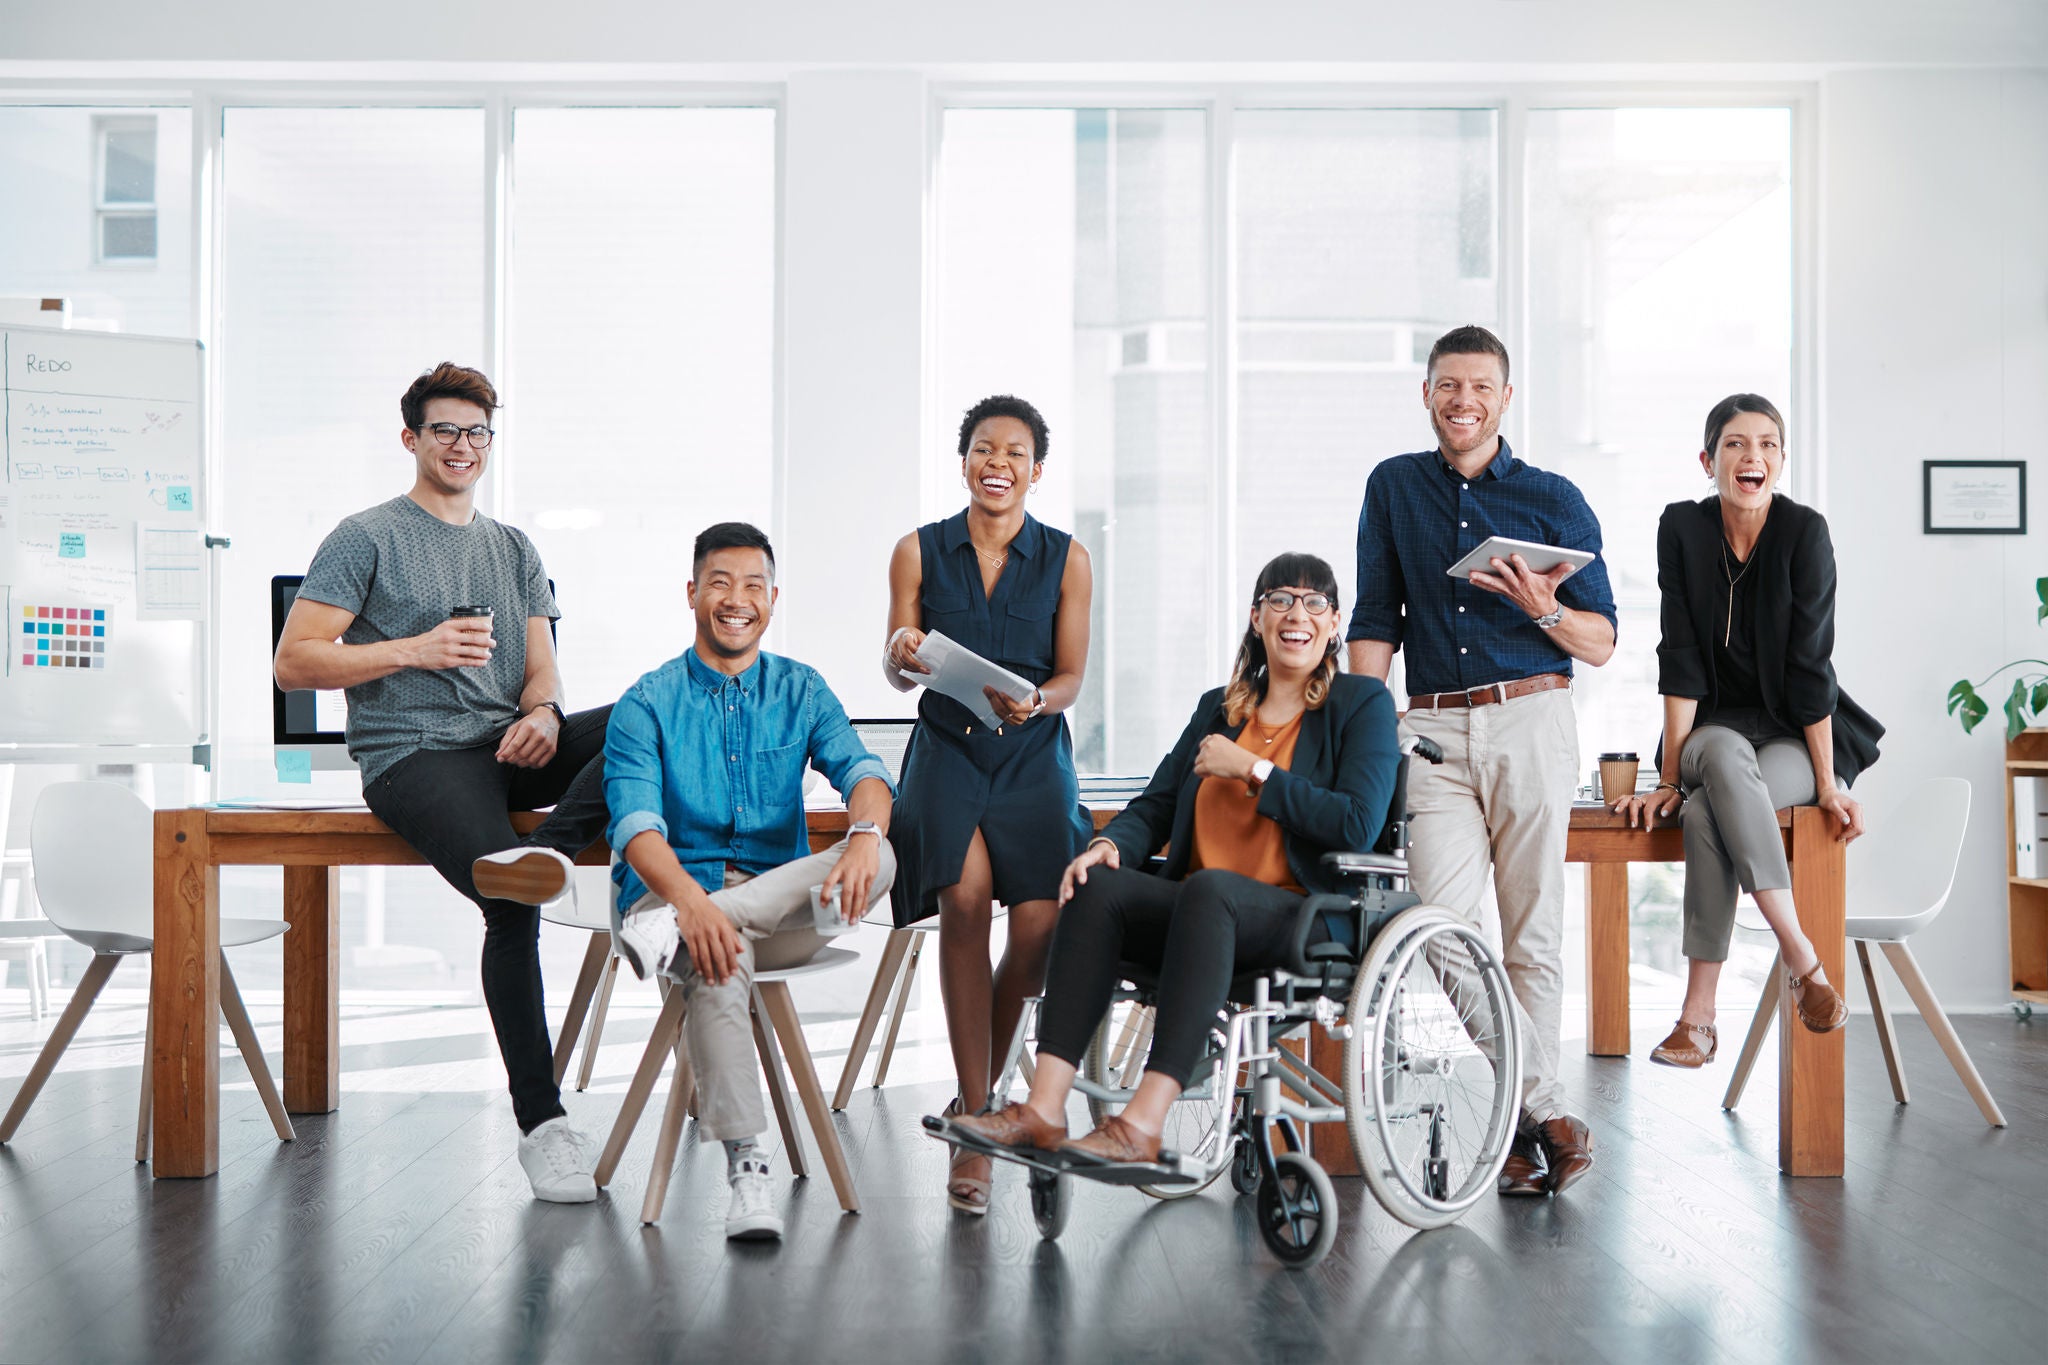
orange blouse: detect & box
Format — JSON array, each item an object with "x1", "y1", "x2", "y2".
[{"x1": 1187, "y1": 709, "x2": 1305, "y2": 891}]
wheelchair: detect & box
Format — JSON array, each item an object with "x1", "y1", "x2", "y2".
[{"x1": 925, "y1": 736, "x2": 1523, "y2": 1269}]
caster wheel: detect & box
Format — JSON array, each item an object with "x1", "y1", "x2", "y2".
[
  {"x1": 1230, "y1": 1137, "x2": 1263, "y2": 1195},
  {"x1": 2013, "y1": 1001, "x2": 2034, "y2": 1022},
  {"x1": 1254, "y1": 1152, "x2": 1338, "y2": 1269},
  {"x1": 1029, "y1": 1169, "x2": 1069, "y2": 1240}
]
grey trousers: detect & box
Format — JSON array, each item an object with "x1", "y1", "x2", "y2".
[
  {"x1": 628, "y1": 836, "x2": 896, "y2": 1142},
  {"x1": 1677, "y1": 718, "x2": 1817, "y2": 962}
]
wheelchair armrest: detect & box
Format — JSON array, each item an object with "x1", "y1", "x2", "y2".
[
  {"x1": 1288, "y1": 893, "x2": 1360, "y2": 976},
  {"x1": 1320, "y1": 850, "x2": 1409, "y2": 881}
]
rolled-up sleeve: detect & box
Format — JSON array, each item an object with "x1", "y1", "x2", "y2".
[
  {"x1": 1347, "y1": 467, "x2": 1406, "y2": 645},
  {"x1": 603, "y1": 686, "x2": 669, "y2": 852},
  {"x1": 1783, "y1": 512, "x2": 1841, "y2": 726},
  {"x1": 1654, "y1": 507, "x2": 1707, "y2": 699},
  {"x1": 1552, "y1": 483, "x2": 1618, "y2": 632},
  {"x1": 806, "y1": 676, "x2": 894, "y2": 802}
]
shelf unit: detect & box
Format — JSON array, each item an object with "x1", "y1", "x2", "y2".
[{"x1": 2008, "y1": 729, "x2": 2048, "y2": 1010}]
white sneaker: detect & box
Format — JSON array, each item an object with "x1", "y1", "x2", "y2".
[
  {"x1": 725, "y1": 1158, "x2": 784, "y2": 1241},
  {"x1": 519, "y1": 1116, "x2": 598, "y2": 1203},
  {"x1": 614, "y1": 904, "x2": 681, "y2": 982},
  {"x1": 474, "y1": 846, "x2": 577, "y2": 913}
]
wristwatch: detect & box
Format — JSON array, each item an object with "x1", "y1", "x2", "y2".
[
  {"x1": 1250, "y1": 758, "x2": 1276, "y2": 786},
  {"x1": 847, "y1": 820, "x2": 882, "y2": 841},
  {"x1": 1532, "y1": 607, "x2": 1565, "y2": 631},
  {"x1": 530, "y1": 700, "x2": 568, "y2": 726}
]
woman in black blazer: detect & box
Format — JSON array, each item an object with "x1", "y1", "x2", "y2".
[
  {"x1": 1613, "y1": 394, "x2": 1882, "y2": 1070},
  {"x1": 945, "y1": 552, "x2": 1401, "y2": 1166}
]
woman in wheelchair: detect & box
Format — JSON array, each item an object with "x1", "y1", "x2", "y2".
[{"x1": 949, "y1": 551, "x2": 1401, "y2": 1165}]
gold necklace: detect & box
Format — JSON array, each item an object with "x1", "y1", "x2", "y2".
[{"x1": 1719, "y1": 539, "x2": 1754, "y2": 647}]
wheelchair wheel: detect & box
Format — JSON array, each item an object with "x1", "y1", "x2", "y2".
[
  {"x1": 1343, "y1": 907, "x2": 1521, "y2": 1231},
  {"x1": 1029, "y1": 1169, "x2": 1070, "y2": 1240},
  {"x1": 1229, "y1": 1131, "x2": 1263, "y2": 1195},
  {"x1": 1255, "y1": 1151, "x2": 1338, "y2": 1268},
  {"x1": 1082, "y1": 1006, "x2": 1230, "y2": 1200}
]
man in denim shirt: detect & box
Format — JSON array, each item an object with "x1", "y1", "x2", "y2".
[{"x1": 605, "y1": 522, "x2": 896, "y2": 1242}]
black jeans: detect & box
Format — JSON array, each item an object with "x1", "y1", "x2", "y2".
[
  {"x1": 1035, "y1": 866, "x2": 1309, "y2": 1088},
  {"x1": 363, "y1": 705, "x2": 612, "y2": 1133}
]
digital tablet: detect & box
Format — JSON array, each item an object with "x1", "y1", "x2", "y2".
[{"x1": 1445, "y1": 536, "x2": 1596, "y2": 581}]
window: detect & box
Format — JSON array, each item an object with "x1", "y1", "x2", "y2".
[
  {"x1": 934, "y1": 108, "x2": 1211, "y2": 773},
  {"x1": 505, "y1": 106, "x2": 778, "y2": 706},
  {"x1": 95, "y1": 116, "x2": 158, "y2": 262},
  {"x1": 0, "y1": 106, "x2": 191, "y2": 331},
  {"x1": 1233, "y1": 109, "x2": 1498, "y2": 644}
]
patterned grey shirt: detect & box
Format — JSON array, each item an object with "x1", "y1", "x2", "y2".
[{"x1": 298, "y1": 495, "x2": 559, "y2": 784}]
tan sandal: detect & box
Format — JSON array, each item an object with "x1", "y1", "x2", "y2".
[
  {"x1": 1649, "y1": 1018, "x2": 1718, "y2": 1068},
  {"x1": 942, "y1": 1099, "x2": 991, "y2": 1215},
  {"x1": 1787, "y1": 965, "x2": 1848, "y2": 1033}
]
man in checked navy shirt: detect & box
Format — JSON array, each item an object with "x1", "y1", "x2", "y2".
[{"x1": 1346, "y1": 325, "x2": 1616, "y2": 1199}]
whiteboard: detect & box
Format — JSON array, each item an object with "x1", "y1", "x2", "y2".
[{"x1": 0, "y1": 326, "x2": 207, "y2": 752}]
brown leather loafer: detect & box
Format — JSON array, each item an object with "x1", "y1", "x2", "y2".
[
  {"x1": 1538, "y1": 1115, "x2": 1594, "y2": 1195},
  {"x1": 1788, "y1": 968, "x2": 1848, "y2": 1033},
  {"x1": 1497, "y1": 1129, "x2": 1548, "y2": 1196},
  {"x1": 1059, "y1": 1115, "x2": 1161, "y2": 1166},
  {"x1": 949, "y1": 1101, "x2": 1067, "y2": 1153},
  {"x1": 1649, "y1": 1019, "x2": 1718, "y2": 1068}
]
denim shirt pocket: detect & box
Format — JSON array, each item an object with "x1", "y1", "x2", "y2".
[{"x1": 1002, "y1": 596, "x2": 1059, "y2": 670}]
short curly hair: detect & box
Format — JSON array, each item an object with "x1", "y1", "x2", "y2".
[{"x1": 956, "y1": 394, "x2": 1049, "y2": 466}]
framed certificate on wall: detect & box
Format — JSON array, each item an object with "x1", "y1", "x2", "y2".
[{"x1": 1924, "y1": 460, "x2": 2027, "y2": 534}]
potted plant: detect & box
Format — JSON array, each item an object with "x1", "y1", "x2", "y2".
[{"x1": 1948, "y1": 577, "x2": 2048, "y2": 739}]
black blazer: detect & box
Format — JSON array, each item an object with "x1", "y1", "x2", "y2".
[
  {"x1": 1655, "y1": 494, "x2": 1882, "y2": 785},
  {"x1": 1095, "y1": 672, "x2": 1401, "y2": 895}
]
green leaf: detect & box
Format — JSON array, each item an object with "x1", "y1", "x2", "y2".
[
  {"x1": 2034, "y1": 680, "x2": 2048, "y2": 718},
  {"x1": 2007, "y1": 679, "x2": 2031, "y2": 741},
  {"x1": 2038, "y1": 577, "x2": 2048, "y2": 623},
  {"x1": 1948, "y1": 679, "x2": 1976, "y2": 715},
  {"x1": 1958, "y1": 690, "x2": 1989, "y2": 733}
]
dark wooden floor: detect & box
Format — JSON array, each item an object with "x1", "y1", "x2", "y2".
[{"x1": 1, "y1": 1002, "x2": 2043, "y2": 1365}]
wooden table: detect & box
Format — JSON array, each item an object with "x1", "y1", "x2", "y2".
[{"x1": 151, "y1": 802, "x2": 1843, "y2": 1179}]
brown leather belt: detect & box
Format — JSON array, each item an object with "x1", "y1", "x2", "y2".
[{"x1": 1408, "y1": 672, "x2": 1570, "y2": 710}]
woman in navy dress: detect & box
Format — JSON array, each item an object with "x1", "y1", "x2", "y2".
[{"x1": 883, "y1": 394, "x2": 1093, "y2": 1214}]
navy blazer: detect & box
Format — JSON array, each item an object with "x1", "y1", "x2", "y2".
[
  {"x1": 1095, "y1": 672, "x2": 1402, "y2": 895},
  {"x1": 1655, "y1": 494, "x2": 1882, "y2": 786}
]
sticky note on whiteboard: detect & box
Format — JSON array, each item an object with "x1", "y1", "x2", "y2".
[
  {"x1": 167, "y1": 485, "x2": 193, "y2": 512},
  {"x1": 58, "y1": 533, "x2": 85, "y2": 559},
  {"x1": 275, "y1": 749, "x2": 314, "y2": 784}
]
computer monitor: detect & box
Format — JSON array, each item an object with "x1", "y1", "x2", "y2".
[
  {"x1": 850, "y1": 717, "x2": 917, "y2": 784},
  {"x1": 271, "y1": 574, "x2": 357, "y2": 769}
]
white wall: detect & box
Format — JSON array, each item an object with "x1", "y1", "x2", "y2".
[{"x1": 1823, "y1": 68, "x2": 2048, "y2": 1010}]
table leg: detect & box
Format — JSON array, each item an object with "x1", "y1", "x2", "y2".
[
  {"x1": 1585, "y1": 863, "x2": 1631, "y2": 1056},
  {"x1": 283, "y1": 866, "x2": 340, "y2": 1114},
  {"x1": 1780, "y1": 806, "x2": 1846, "y2": 1176},
  {"x1": 153, "y1": 810, "x2": 219, "y2": 1178}
]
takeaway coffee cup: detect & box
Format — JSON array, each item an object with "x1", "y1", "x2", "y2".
[
  {"x1": 1598, "y1": 752, "x2": 1641, "y2": 803},
  {"x1": 810, "y1": 882, "x2": 854, "y2": 936}
]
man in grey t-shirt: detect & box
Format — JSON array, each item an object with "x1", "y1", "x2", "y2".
[{"x1": 275, "y1": 362, "x2": 610, "y2": 1204}]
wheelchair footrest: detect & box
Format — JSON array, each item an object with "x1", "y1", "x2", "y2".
[{"x1": 921, "y1": 1114, "x2": 1199, "y2": 1186}]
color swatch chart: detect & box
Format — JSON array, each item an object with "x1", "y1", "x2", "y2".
[{"x1": 21, "y1": 604, "x2": 108, "y2": 670}]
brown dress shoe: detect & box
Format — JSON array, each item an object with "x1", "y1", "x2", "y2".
[
  {"x1": 949, "y1": 1101, "x2": 1067, "y2": 1153},
  {"x1": 1649, "y1": 1019, "x2": 1718, "y2": 1068},
  {"x1": 1538, "y1": 1115, "x2": 1594, "y2": 1195},
  {"x1": 1497, "y1": 1129, "x2": 1548, "y2": 1196},
  {"x1": 1788, "y1": 967, "x2": 1848, "y2": 1033},
  {"x1": 1059, "y1": 1115, "x2": 1161, "y2": 1166}
]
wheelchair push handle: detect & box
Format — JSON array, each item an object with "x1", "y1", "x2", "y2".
[{"x1": 1400, "y1": 734, "x2": 1445, "y2": 765}]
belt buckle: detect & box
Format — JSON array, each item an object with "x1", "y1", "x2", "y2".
[{"x1": 1467, "y1": 682, "x2": 1507, "y2": 707}]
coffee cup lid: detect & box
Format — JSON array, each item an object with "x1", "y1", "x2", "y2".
[{"x1": 1597, "y1": 752, "x2": 1638, "y2": 761}]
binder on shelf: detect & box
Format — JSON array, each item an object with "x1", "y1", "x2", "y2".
[{"x1": 2016, "y1": 776, "x2": 2047, "y2": 879}]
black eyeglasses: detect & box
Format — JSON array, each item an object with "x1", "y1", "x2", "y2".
[
  {"x1": 1257, "y1": 590, "x2": 1335, "y2": 616},
  {"x1": 422, "y1": 422, "x2": 495, "y2": 450}
]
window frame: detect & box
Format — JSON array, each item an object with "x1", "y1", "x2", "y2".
[
  {"x1": 93, "y1": 112, "x2": 159, "y2": 265},
  {"x1": 930, "y1": 82, "x2": 1817, "y2": 685}
]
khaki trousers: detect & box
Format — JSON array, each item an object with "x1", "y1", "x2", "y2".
[
  {"x1": 629, "y1": 836, "x2": 897, "y2": 1142},
  {"x1": 1400, "y1": 687, "x2": 1578, "y2": 1123}
]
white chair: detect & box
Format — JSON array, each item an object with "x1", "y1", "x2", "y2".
[
  {"x1": 0, "y1": 782, "x2": 296, "y2": 1159},
  {"x1": 541, "y1": 882, "x2": 619, "y2": 1093},
  {"x1": 1723, "y1": 778, "x2": 2005, "y2": 1127},
  {"x1": 593, "y1": 946, "x2": 863, "y2": 1225},
  {"x1": 831, "y1": 919, "x2": 937, "y2": 1109},
  {"x1": 0, "y1": 764, "x2": 58, "y2": 1022}
]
